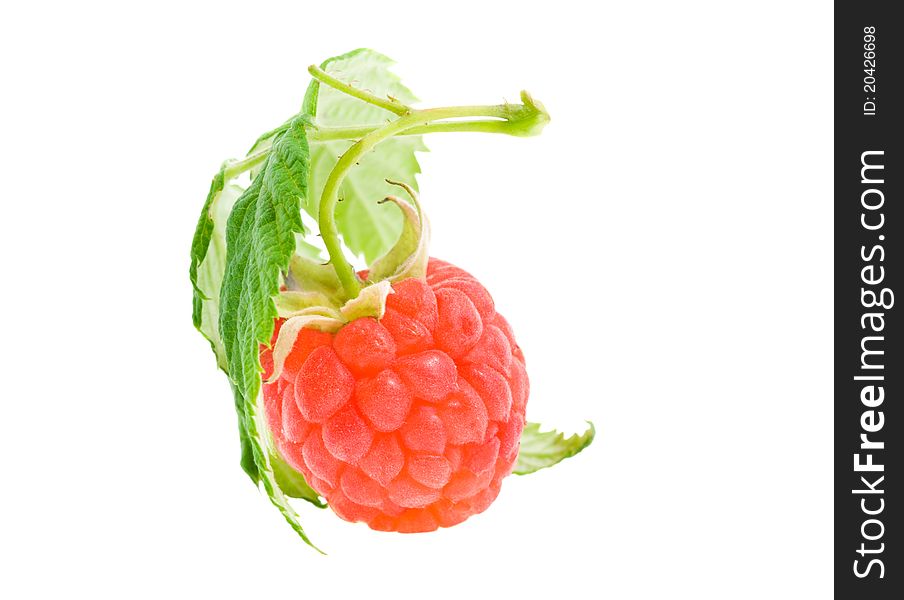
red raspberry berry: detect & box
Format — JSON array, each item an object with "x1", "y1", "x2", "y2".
[{"x1": 261, "y1": 258, "x2": 529, "y2": 532}]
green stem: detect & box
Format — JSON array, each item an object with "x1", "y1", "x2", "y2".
[
  {"x1": 318, "y1": 98, "x2": 549, "y2": 299},
  {"x1": 311, "y1": 119, "x2": 520, "y2": 141},
  {"x1": 308, "y1": 64, "x2": 410, "y2": 116},
  {"x1": 319, "y1": 113, "x2": 424, "y2": 298},
  {"x1": 224, "y1": 149, "x2": 268, "y2": 179}
]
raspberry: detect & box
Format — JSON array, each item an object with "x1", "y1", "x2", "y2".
[{"x1": 261, "y1": 258, "x2": 528, "y2": 532}]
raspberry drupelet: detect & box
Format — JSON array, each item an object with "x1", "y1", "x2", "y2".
[{"x1": 260, "y1": 258, "x2": 528, "y2": 532}]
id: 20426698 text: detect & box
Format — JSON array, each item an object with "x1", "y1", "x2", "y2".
[{"x1": 863, "y1": 27, "x2": 878, "y2": 116}]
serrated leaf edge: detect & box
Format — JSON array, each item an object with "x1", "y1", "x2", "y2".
[{"x1": 513, "y1": 421, "x2": 596, "y2": 476}]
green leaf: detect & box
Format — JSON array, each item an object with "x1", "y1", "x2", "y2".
[
  {"x1": 220, "y1": 116, "x2": 309, "y2": 395},
  {"x1": 190, "y1": 165, "x2": 227, "y2": 368},
  {"x1": 514, "y1": 422, "x2": 596, "y2": 475},
  {"x1": 190, "y1": 166, "x2": 259, "y2": 479},
  {"x1": 219, "y1": 114, "x2": 322, "y2": 549},
  {"x1": 304, "y1": 48, "x2": 427, "y2": 264},
  {"x1": 231, "y1": 383, "x2": 259, "y2": 482},
  {"x1": 243, "y1": 387, "x2": 324, "y2": 552},
  {"x1": 247, "y1": 119, "x2": 291, "y2": 179},
  {"x1": 248, "y1": 121, "x2": 291, "y2": 155},
  {"x1": 191, "y1": 177, "x2": 244, "y2": 371},
  {"x1": 247, "y1": 122, "x2": 326, "y2": 262}
]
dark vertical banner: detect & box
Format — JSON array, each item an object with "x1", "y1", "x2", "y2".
[{"x1": 836, "y1": 3, "x2": 902, "y2": 596}]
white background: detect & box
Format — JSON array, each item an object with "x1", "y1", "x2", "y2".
[{"x1": 1, "y1": 1, "x2": 832, "y2": 598}]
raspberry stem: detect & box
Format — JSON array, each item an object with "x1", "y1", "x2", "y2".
[
  {"x1": 223, "y1": 149, "x2": 269, "y2": 180},
  {"x1": 309, "y1": 64, "x2": 411, "y2": 116},
  {"x1": 316, "y1": 93, "x2": 550, "y2": 300}
]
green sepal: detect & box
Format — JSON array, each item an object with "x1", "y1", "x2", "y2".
[
  {"x1": 270, "y1": 451, "x2": 327, "y2": 508},
  {"x1": 275, "y1": 291, "x2": 338, "y2": 318},
  {"x1": 286, "y1": 254, "x2": 346, "y2": 304},
  {"x1": 367, "y1": 181, "x2": 429, "y2": 283},
  {"x1": 267, "y1": 279, "x2": 392, "y2": 383},
  {"x1": 514, "y1": 421, "x2": 595, "y2": 475}
]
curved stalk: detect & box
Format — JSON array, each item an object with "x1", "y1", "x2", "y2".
[
  {"x1": 318, "y1": 98, "x2": 549, "y2": 299},
  {"x1": 223, "y1": 149, "x2": 269, "y2": 179},
  {"x1": 318, "y1": 113, "x2": 425, "y2": 298},
  {"x1": 308, "y1": 64, "x2": 410, "y2": 116}
]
